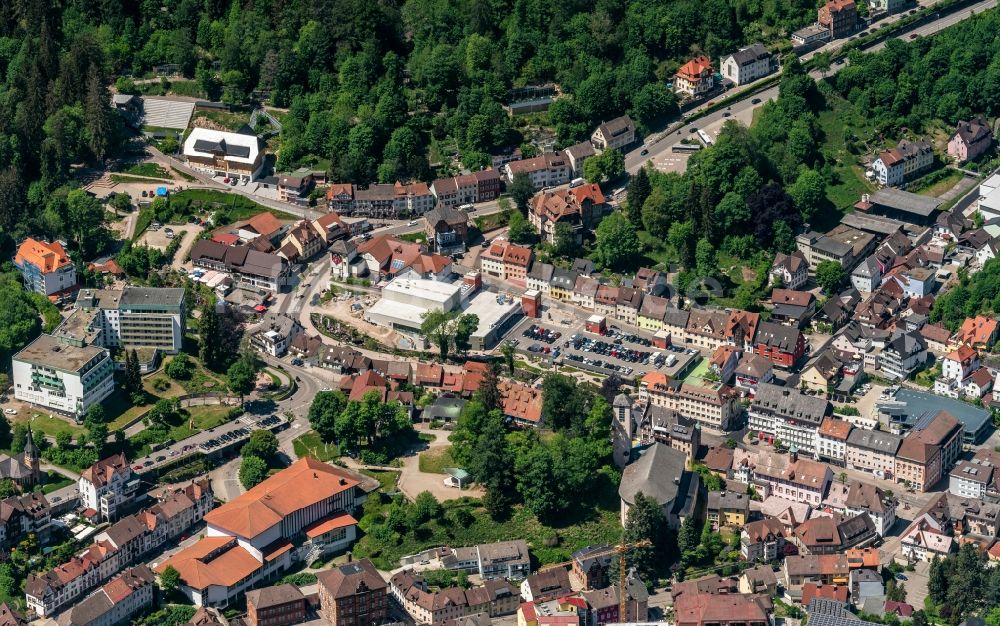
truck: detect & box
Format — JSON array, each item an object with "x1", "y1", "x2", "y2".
[{"x1": 569, "y1": 177, "x2": 585, "y2": 188}]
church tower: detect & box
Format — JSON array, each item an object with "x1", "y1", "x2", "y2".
[{"x1": 23, "y1": 426, "x2": 40, "y2": 487}]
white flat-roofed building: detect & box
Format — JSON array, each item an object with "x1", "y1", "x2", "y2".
[
  {"x1": 183, "y1": 128, "x2": 264, "y2": 182},
  {"x1": 12, "y1": 335, "x2": 114, "y2": 418},
  {"x1": 364, "y1": 278, "x2": 463, "y2": 343},
  {"x1": 461, "y1": 291, "x2": 521, "y2": 351}
]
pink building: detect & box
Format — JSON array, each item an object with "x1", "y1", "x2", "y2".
[{"x1": 948, "y1": 117, "x2": 992, "y2": 163}]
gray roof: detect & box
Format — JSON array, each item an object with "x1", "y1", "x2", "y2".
[
  {"x1": 564, "y1": 141, "x2": 597, "y2": 161},
  {"x1": 572, "y1": 258, "x2": 596, "y2": 275},
  {"x1": 728, "y1": 43, "x2": 772, "y2": 66},
  {"x1": 840, "y1": 212, "x2": 905, "y2": 236},
  {"x1": 255, "y1": 311, "x2": 301, "y2": 338},
  {"x1": 852, "y1": 257, "x2": 880, "y2": 279},
  {"x1": 106, "y1": 515, "x2": 146, "y2": 548},
  {"x1": 954, "y1": 117, "x2": 992, "y2": 145},
  {"x1": 528, "y1": 262, "x2": 555, "y2": 283},
  {"x1": 663, "y1": 306, "x2": 690, "y2": 328},
  {"x1": 752, "y1": 383, "x2": 828, "y2": 427},
  {"x1": 477, "y1": 540, "x2": 529, "y2": 566},
  {"x1": 846, "y1": 429, "x2": 902, "y2": 455},
  {"x1": 423, "y1": 396, "x2": 467, "y2": 422},
  {"x1": 619, "y1": 443, "x2": 689, "y2": 507},
  {"x1": 552, "y1": 267, "x2": 579, "y2": 290},
  {"x1": 869, "y1": 189, "x2": 943, "y2": 218},
  {"x1": 425, "y1": 205, "x2": 468, "y2": 227},
  {"x1": 597, "y1": 115, "x2": 635, "y2": 140},
  {"x1": 886, "y1": 388, "x2": 991, "y2": 439},
  {"x1": 572, "y1": 544, "x2": 612, "y2": 570},
  {"x1": 454, "y1": 614, "x2": 493, "y2": 626},
  {"x1": 192, "y1": 137, "x2": 251, "y2": 159},
  {"x1": 735, "y1": 354, "x2": 772, "y2": 378},
  {"x1": 246, "y1": 584, "x2": 305, "y2": 609},
  {"x1": 755, "y1": 321, "x2": 801, "y2": 352},
  {"x1": 118, "y1": 286, "x2": 185, "y2": 308},
  {"x1": 330, "y1": 239, "x2": 357, "y2": 255},
  {"x1": 13, "y1": 334, "x2": 106, "y2": 373},
  {"x1": 885, "y1": 331, "x2": 926, "y2": 357},
  {"x1": 707, "y1": 491, "x2": 749, "y2": 512},
  {"x1": 642, "y1": 405, "x2": 698, "y2": 443}
]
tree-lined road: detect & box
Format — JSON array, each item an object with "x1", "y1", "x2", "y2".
[{"x1": 624, "y1": 0, "x2": 999, "y2": 174}]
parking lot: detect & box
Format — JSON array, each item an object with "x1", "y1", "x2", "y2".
[
  {"x1": 510, "y1": 317, "x2": 683, "y2": 379},
  {"x1": 130, "y1": 413, "x2": 287, "y2": 473}
]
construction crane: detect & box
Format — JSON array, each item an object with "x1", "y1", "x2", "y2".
[{"x1": 539, "y1": 539, "x2": 652, "y2": 619}]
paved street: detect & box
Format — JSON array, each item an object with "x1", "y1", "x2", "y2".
[{"x1": 624, "y1": 0, "x2": 999, "y2": 175}]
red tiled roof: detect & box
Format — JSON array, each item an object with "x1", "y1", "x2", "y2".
[
  {"x1": 676, "y1": 55, "x2": 713, "y2": 81},
  {"x1": 15, "y1": 238, "x2": 71, "y2": 273},
  {"x1": 303, "y1": 513, "x2": 359, "y2": 539},
  {"x1": 819, "y1": 418, "x2": 852, "y2": 441},
  {"x1": 204, "y1": 458, "x2": 358, "y2": 539},
  {"x1": 212, "y1": 233, "x2": 240, "y2": 246},
  {"x1": 801, "y1": 583, "x2": 849, "y2": 606},
  {"x1": 498, "y1": 379, "x2": 543, "y2": 424},
  {"x1": 246, "y1": 212, "x2": 283, "y2": 238}
]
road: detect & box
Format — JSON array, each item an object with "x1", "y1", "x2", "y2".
[{"x1": 624, "y1": 0, "x2": 1000, "y2": 174}]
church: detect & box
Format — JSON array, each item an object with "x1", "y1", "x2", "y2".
[{"x1": 0, "y1": 428, "x2": 41, "y2": 491}]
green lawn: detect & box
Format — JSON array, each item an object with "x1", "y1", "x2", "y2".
[
  {"x1": 352, "y1": 469, "x2": 623, "y2": 569},
  {"x1": 192, "y1": 110, "x2": 250, "y2": 132},
  {"x1": 635, "y1": 230, "x2": 675, "y2": 270},
  {"x1": 175, "y1": 360, "x2": 227, "y2": 395},
  {"x1": 168, "y1": 189, "x2": 297, "y2": 222},
  {"x1": 815, "y1": 86, "x2": 877, "y2": 226},
  {"x1": 910, "y1": 168, "x2": 964, "y2": 197},
  {"x1": 171, "y1": 167, "x2": 197, "y2": 182},
  {"x1": 358, "y1": 469, "x2": 400, "y2": 492},
  {"x1": 112, "y1": 174, "x2": 169, "y2": 184},
  {"x1": 16, "y1": 412, "x2": 85, "y2": 440},
  {"x1": 398, "y1": 232, "x2": 428, "y2": 244},
  {"x1": 41, "y1": 471, "x2": 74, "y2": 494},
  {"x1": 134, "y1": 206, "x2": 154, "y2": 240},
  {"x1": 418, "y1": 446, "x2": 457, "y2": 474},
  {"x1": 293, "y1": 431, "x2": 340, "y2": 462},
  {"x1": 125, "y1": 163, "x2": 172, "y2": 179},
  {"x1": 167, "y1": 405, "x2": 235, "y2": 442}
]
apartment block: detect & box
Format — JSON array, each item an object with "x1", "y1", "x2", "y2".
[
  {"x1": 64, "y1": 287, "x2": 186, "y2": 354},
  {"x1": 12, "y1": 335, "x2": 114, "y2": 419},
  {"x1": 13, "y1": 238, "x2": 76, "y2": 298}
]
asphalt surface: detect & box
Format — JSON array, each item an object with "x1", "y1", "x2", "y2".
[
  {"x1": 624, "y1": 0, "x2": 1000, "y2": 174},
  {"x1": 511, "y1": 317, "x2": 667, "y2": 379}
]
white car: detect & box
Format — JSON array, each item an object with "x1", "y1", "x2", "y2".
[
  {"x1": 407, "y1": 220, "x2": 417, "y2": 226},
  {"x1": 3, "y1": 409, "x2": 15, "y2": 415}
]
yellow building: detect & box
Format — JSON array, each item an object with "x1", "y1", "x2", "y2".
[{"x1": 707, "y1": 491, "x2": 750, "y2": 529}]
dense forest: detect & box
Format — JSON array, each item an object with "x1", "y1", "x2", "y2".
[
  {"x1": 833, "y1": 9, "x2": 1000, "y2": 133},
  {"x1": 618, "y1": 56, "x2": 825, "y2": 295},
  {"x1": 0, "y1": 0, "x2": 827, "y2": 257}
]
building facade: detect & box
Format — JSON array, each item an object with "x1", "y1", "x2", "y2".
[
  {"x1": 12, "y1": 335, "x2": 114, "y2": 419},
  {"x1": 13, "y1": 238, "x2": 75, "y2": 297},
  {"x1": 720, "y1": 44, "x2": 775, "y2": 86}
]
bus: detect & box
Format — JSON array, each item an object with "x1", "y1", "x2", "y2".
[
  {"x1": 672, "y1": 143, "x2": 702, "y2": 153},
  {"x1": 697, "y1": 129, "x2": 714, "y2": 146}
]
